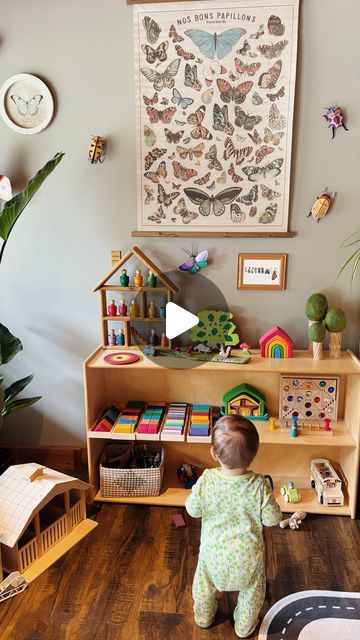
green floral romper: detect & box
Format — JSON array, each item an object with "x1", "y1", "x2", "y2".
[{"x1": 185, "y1": 468, "x2": 282, "y2": 637}]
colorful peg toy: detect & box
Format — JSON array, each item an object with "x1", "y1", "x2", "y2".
[
  {"x1": 107, "y1": 299, "x2": 117, "y2": 317},
  {"x1": 148, "y1": 301, "x2": 157, "y2": 318},
  {"x1": 130, "y1": 299, "x2": 139, "y2": 317},
  {"x1": 120, "y1": 269, "x2": 129, "y2": 286},
  {"x1": 323, "y1": 418, "x2": 332, "y2": 432},
  {"x1": 147, "y1": 270, "x2": 157, "y2": 288},
  {"x1": 269, "y1": 417, "x2": 276, "y2": 431},
  {"x1": 161, "y1": 333, "x2": 168, "y2": 347},
  {"x1": 116, "y1": 329, "x2": 125, "y2": 346},
  {"x1": 108, "y1": 329, "x2": 116, "y2": 346},
  {"x1": 118, "y1": 299, "x2": 127, "y2": 316},
  {"x1": 290, "y1": 415, "x2": 298, "y2": 438},
  {"x1": 323, "y1": 106, "x2": 348, "y2": 139},
  {"x1": 133, "y1": 269, "x2": 143, "y2": 287},
  {"x1": 149, "y1": 329, "x2": 159, "y2": 346}
]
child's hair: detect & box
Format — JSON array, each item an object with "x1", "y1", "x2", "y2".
[{"x1": 212, "y1": 414, "x2": 259, "y2": 469}]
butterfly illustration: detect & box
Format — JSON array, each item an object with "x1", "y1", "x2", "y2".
[
  {"x1": 171, "y1": 88, "x2": 194, "y2": 109},
  {"x1": 259, "y1": 203, "x2": 278, "y2": 224},
  {"x1": 141, "y1": 41, "x2": 168, "y2": 64},
  {"x1": 184, "y1": 186, "x2": 242, "y2": 216},
  {"x1": 143, "y1": 16, "x2": 161, "y2": 45},
  {"x1": 212, "y1": 103, "x2": 234, "y2": 135},
  {"x1": 257, "y1": 41, "x2": 288, "y2": 59},
  {"x1": 249, "y1": 205, "x2": 257, "y2": 217},
  {"x1": 140, "y1": 58, "x2": 180, "y2": 91},
  {"x1": 217, "y1": 171, "x2": 226, "y2": 184},
  {"x1": 224, "y1": 138, "x2": 252, "y2": 165},
  {"x1": 169, "y1": 24, "x2": 184, "y2": 43},
  {"x1": 194, "y1": 172, "x2": 211, "y2": 185},
  {"x1": 252, "y1": 91, "x2": 264, "y2": 106},
  {"x1": 173, "y1": 199, "x2": 198, "y2": 224},
  {"x1": 11, "y1": 94, "x2": 42, "y2": 116},
  {"x1": 143, "y1": 92, "x2": 158, "y2": 106},
  {"x1": 172, "y1": 182, "x2": 181, "y2": 189},
  {"x1": 230, "y1": 203, "x2": 246, "y2": 223},
  {"x1": 144, "y1": 160, "x2": 167, "y2": 183},
  {"x1": 179, "y1": 247, "x2": 208, "y2": 272},
  {"x1": 268, "y1": 104, "x2": 286, "y2": 130},
  {"x1": 175, "y1": 44, "x2": 195, "y2": 60},
  {"x1": 205, "y1": 144, "x2": 223, "y2": 171},
  {"x1": 146, "y1": 106, "x2": 176, "y2": 124},
  {"x1": 148, "y1": 205, "x2": 166, "y2": 223},
  {"x1": 250, "y1": 24, "x2": 264, "y2": 39},
  {"x1": 144, "y1": 124, "x2": 156, "y2": 147},
  {"x1": 237, "y1": 40, "x2": 250, "y2": 55},
  {"x1": 176, "y1": 142, "x2": 204, "y2": 161},
  {"x1": 164, "y1": 128, "x2": 184, "y2": 144},
  {"x1": 242, "y1": 158, "x2": 283, "y2": 182},
  {"x1": 175, "y1": 119, "x2": 186, "y2": 126},
  {"x1": 157, "y1": 183, "x2": 180, "y2": 207},
  {"x1": 184, "y1": 64, "x2": 202, "y2": 91},
  {"x1": 208, "y1": 181, "x2": 215, "y2": 190},
  {"x1": 172, "y1": 160, "x2": 198, "y2": 181},
  {"x1": 201, "y1": 89, "x2": 214, "y2": 105},
  {"x1": 184, "y1": 28, "x2": 246, "y2": 60},
  {"x1": 234, "y1": 59, "x2": 261, "y2": 76},
  {"x1": 260, "y1": 184, "x2": 281, "y2": 200},
  {"x1": 144, "y1": 185, "x2": 155, "y2": 204},
  {"x1": 258, "y1": 60, "x2": 282, "y2": 89},
  {"x1": 183, "y1": 136, "x2": 191, "y2": 144},
  {"x1": 263, "y1": 127, "x2": 285, "y2": 145},
  {"x1": 228, "y1": 162, "x2": 244, "y2": 183},
  {"x1": 236, "y1": 185, "x2": 259, "y2": 205},
  {"x1": 248, "y1": 129, "x2": 262, "y2": 145},
  {"x1": 144, "y1": 148, "x2": 167, "y2": 171},
  {"x1": 249, "y1": 52, "x2": 258, "y2": 58},
  {"x1": 234, "y1": 107, "x2": 262, "y2": 131},
  {"x1": 229, "y1": 71, "x2": 236, "y2": 82},
  {"x1": 187, "y1": 105, "x2": 213, "y2": 140},
  {"x1": 216, "y1": 78, "x2": 253, "y2": 104},
  {"x1": 255, "y1": 145, "x2": 274, "y2": 164},
  {"x1": 268, "y1": 15, "x2": 285, "y2": 36},
  {"x1": 267, "y1": 86, "x2": 285, "y2": 102}
]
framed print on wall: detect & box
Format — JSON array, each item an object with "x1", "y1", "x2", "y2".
[{"x1": 237, "y1": 253, "x2": 287, "y2": 290}]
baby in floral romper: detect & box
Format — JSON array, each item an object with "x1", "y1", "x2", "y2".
[{"x1": 185, "y1": 414, "x2": 282, "y2": 637}]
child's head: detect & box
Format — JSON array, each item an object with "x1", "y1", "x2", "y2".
[{"x1": 212, "y1": 414, "x2": 259, "y2": 470}]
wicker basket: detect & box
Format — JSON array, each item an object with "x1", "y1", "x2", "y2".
[{"x1": 100, "y1": 443, "x2": 165, "y2": 498}]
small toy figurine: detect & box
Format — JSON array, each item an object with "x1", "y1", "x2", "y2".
[
  {"x1": 178, "y1": 246, "x2": 208, "y2": 275},
  {"x1": 240, "y1": 342, "x2": 251, "y2": 356},
  {"x1": 108, "y1": 329, "x2": 116, "y2": 346},
  {"x1": 88, "y1": 135, "x2": 106, "y2": 164},
  {"x1": 120, "y1": 269, "x2": 129, "y2": 286},
  {"x1": 147, "y1": 270, "x2": 157, "y2": 288},
  {"x1": 118, "y1": 299, "x2": 128, "y2": 316},
  {"x1": 269, "y1": 417, "x2": 276, "y2": 431},
  {"x1": 161, "y1": 333, "x2": 168, "y2": 347},
  {"x1": 130, "y1": 299, "x2": 139, "y2": 317},
  {"x1": 279, "y1": 511, "x2": 306, "y2": 530},
  {"x1": 149, "y1": 329, "x2": 159, "y2": 346},
  {"x1": 323, "y1": 418, "x2": 332, "y2": 432},
  {"x1": 307, "y1": 189, "x2": 336, "y2": 223},
  {"x1": 159, "y1": 306, "x2": 166, "y2": 318},
  {"x1": 290, "y1": 415, "x2": 298, "y2": 438},
  {"x1": 133, "y1": 269, "x2": 143, "y2": 287},
  {"x1": 148, "y1": 301, "x2": 157, "y2": 318},
  {"x1": 107, "y1": 299, "x2": 117, "y2": 317},
  {"x1": 116, "y1": 329, "x2": 125, "y2": 346},
  {"x1": 323, "y1": 106, "x2": 348, "y2": 139},
  {"x1": 177, "y1": 463, "x2": 198, "y2": 488},
  {"x1": 219, "y1": 344, "x2": 231, "y2": 358},
  {"x1": 280, "y1": 481, "x2": 301, "y2": 503}
]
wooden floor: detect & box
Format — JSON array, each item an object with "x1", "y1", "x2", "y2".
[{"x1": 0, "y1": 505, "x2": 359, "y2": 640}]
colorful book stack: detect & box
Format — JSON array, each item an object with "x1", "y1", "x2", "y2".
[
  {"x1": 189, "y1": 404, "x2": 211, "y2": 437},
  {"x1": 137, "y1": 404, "x2": 165, "y2": 434},
  {"x1": 92, "y1": 405, "x2": 119, "y2": 433},
  {"x1": 161, "y1": 403, "x2": 188, "y2": 439},
  {"x1": 112, "y1": 402, "x2": 144, "y2": 435}
]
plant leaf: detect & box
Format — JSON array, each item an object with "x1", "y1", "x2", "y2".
[
  {"x1": 1, "y1": 396, "x2": 41, "y2": 418},
  {"x1": 0, "y1": 323, "x2": 23, "y2": 364},
  {"x1": 350, "y1": 253, "x2": 360, "y2": 290},
  {"x1": 336, "y1": 248, "x2": 360, "y2": 281},
  {"x1": 3, "y1": 375, "x2": 34, "y2": 403}
]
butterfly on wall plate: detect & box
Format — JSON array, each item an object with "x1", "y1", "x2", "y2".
[
  {"x1": 143, "y1": 16, "x2": 161, "y2": 44},
  {"x1": 259, "y1": 203, "x2": 278, "y2": 224},
  {"x1": 11, "y1": 94, "x2": 42, "y2": 116},
  {"x1": 268, "y1": 104, "x2": 286, "y2": 130},
  {"x1": 173, "y1": 199, "x2": 199, "y2": 224},
  {"x1": 260, "y1": 184, "x2": 281, "y2": 200},
  {"x1": 255, "y1": 145, "x2": 274, "y2": 164},
  {"x1": 176, "y1": 142, "x2": 204, "y2": 161},
  {"x1": 141, "y1": 41, "x2": 168, "y2": 64},
  {"x1": 171, "y1": 88, "x2": 194, "y2": 110},
  {"x1": 234, "y1": 107, "x2": 262, "y2": 131},
  {"x1": 228, "y1": 162, "x2": 244, "y2": 183},
  {"x1": 144, "y1": 124, "x2": 156, "y2": 147},
  {"x1": 212, "y1": 103, "x2": 234, "y2": 135},
  {"x1": 216, "y1": 78, "x2": 253, "y2": 104},
  {"x1": 223, "y1": 137, "x2": 252, "y2": 165},
  {"x1": 146, "y1": 106, "x2": 176, "y2": 124},
  {"x1": 258, "y1": 60, "x2": 282, "y2": 89},
  {"x1": 143, "y1": 92, "x2": 158, "y2": 106},
  {"x1": 242, "y1": 158, "x2": 284, "y2": 182},
  {"x1": 267, "y1": 86, "x2": 285, "y2": 102},
  {"x1": 194, "y1": 171, "x2": 211, "y2": 185},
  {"x1": 184, "y1": 186, "x2": 242, "y2": 216},
  {"x1": 187, "y1": 105, "x2": 213, "y2": 140},
  {"x1": 236, "y1": 184, "x2": 258, "y2": 205},
  {"x1": 144, "y1": 185, "x2": 155, "y2": 205},
  {"x1": 172, "y1": 160, "x2": 198, "y2": 182},
  {"x1": 263, "y1": 127, "x2": 285, "y2": 145},
  {"x1": 175, "y1": 44, "x2": 195, "y2": 60},
  {"x1": 230, "y1": 203, "x2": 246, "y2": 223},
  {"x1": 179, "y1": 247, "x2": 208, "y2": 273},
  {"x1": 248, "y1": 128, "x2": 262, "y2": 145},
  {"x1": 184, "y1": 28, "x2": 246, "y2": 60},
  {"x1": 184, "y1": 64, "x2": 202, "y2": 92},
  {"x1": 144, "y1": 147, "x2": 167, "y2": 171},
  {"x1": 148, "y1": 205, "x2": 166, "y2": 224},
  {"x1": 237, "y1": 39, "x2": 250, "y2": 55},
  {"x1": 157, "y1": 183, "x2": 180, "y2": 207},
  {"x1": 205, "y1": 144, "x2": 223, "y2": 171},
  {"x1": 164, "y1": 128, "x2": 184, "y2": 144},
  {"x1": 217, "y1": 171, "x2": 226, "y2": 184},
  {"x1": 201, "y1": 88, "x2": 214, "y2": 105},
  {"x1": 234, "y1": 59, "x2": 261, "y2": 76},
  {"x1": 141, "y1": 59, "x2": 180, "y2": 91},
  {"x1": 250, "y1": 24, "x2": 264, "y2": 39},
  {"x1": 144, "y1": 160, "x2": 167, "y2": 183},
  {"x1": 257, "y1": 40, "x2": 288, "y2": 59},
  {"x1": 169, "y1": 24, "x2": 184, "y2": 43}
]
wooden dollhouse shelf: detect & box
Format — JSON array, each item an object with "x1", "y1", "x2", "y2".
[
  {"x1": 101, "y1": 286, "x2": 169, "y2": 292},
  {"x1": 103, "y1": 316, "x2": 165, "y2": 322}
]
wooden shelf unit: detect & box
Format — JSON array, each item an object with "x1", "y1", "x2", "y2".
[{"x1": 84, "y1": 348, "x2": 360, "y2": 517}]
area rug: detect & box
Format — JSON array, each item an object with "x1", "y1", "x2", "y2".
[{"x1": 258, "y1": 590, "x2": 360, "y2": 639}]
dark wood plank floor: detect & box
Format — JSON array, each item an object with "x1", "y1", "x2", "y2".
[{"x1": 0, "y1": 505, "x2": 359, "y2": 640}]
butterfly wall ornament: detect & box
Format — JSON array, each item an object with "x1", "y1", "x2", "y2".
[
  {"x1": 184, "y1": 28, "x2": 246, "y2": 60},
  {"x1": 178, "y1": 247, "x2": 208, "y2": 273},
  {"x1": 223, "y1": 137, "x2": 252, "y2": 165},
  {"x1": 267, "y1": 86, "x2": 285, "y2": 102},
  {"x1": 144, "y1": 160, "x2": 167, "y2": 183},
  {"x1": 268, "y1": 104, "x2": 286, "y2": 130},
  {"x1": 258, "y1": 60, "x2": 282, "y2": 89},
  {"x1": 176, "y1": 142, "x2": 204, "y2": 161},
  {"x1": 157, "y1": 183, "x2": 180, "y2": 207},
  {"x1": 175, "y1": 45, "x2": 195, "y2": 61},
  {"x1": 173, "y1": 198, "x2": 199, "y2": 224},
  {"x1": 268, "y1": 15, "x2": 285, "y2": 36},
  {"x1": 140, "y1": 58, "x2": 180, "y2": 91},
  {"x1": 228, "y1": 163, "x2": 244, "y2": 183},
  {"x1": 171, "y1": 88, "x2": 194, "y2": 109},
  {"x1": 187, "y1": 105, "x2": 213, "y2": 140},
  {"x1": 212, "y1": 103, "x2": 234, "y2": 135},
  {"x1": 216, "y1": 78, "x2": 253, "y2": 104},
  {"x1": 263, "y1": 127, "x2": 284, "y2": 145},
  {"x1": 236, "y1": 185, "x2": 258, "y2": 205},
  {"x1": 141, "y1": 41, "x2": 168, "y2": 64},
  {"x1": 234, "y1": 59, "x2": 261, "y2": 77},
  {"x1": 242, "y1": 158, "x2": 283, "y2": 182},
  {"x1": 143, "y1": 92, "x2": 158, "y2": 106},
  {"x1": 230, "y1": 203, "x2": 246, "y2": 223},
  {"x1": 257, "y1": 41, "x2": 288, "y2": 59},
  {"x1": 255, "y1": 145, "x2": 274, "y2": 164},
  {"x1": 148, "y1": 205, "x2": 166, "y2": 223},
  {"x1": 144, "y1": 148, "x2": 167, "y2": 171},
  {"x1": 260, "y1": 184, "x2": 281, "y2": 200},
  {"x1": 164, "y1": 128, "x2": 184, "y2": 144},
  {"x1": 11, "y1": 94, "x2": 42, "y2": 117},
  {"x1": 146, "y1": 106, "x2": 176, "y2": 124},
  {"x1": 172, "y1": 160, "x2": 198, "y2": 182},
  {"x1": 194, "y1": 172, "x2": 211, "y2": 185},
  {"x1": 205, "y1": 144, "x2": 223, "y2": 171},
  {"x1": 184, "y1": 186, "x2": 242, "y2": 216},
  {"x1": 143, "y1": 16, "x2": 161, "y2": 44},
  {"x1": 184, "y1": 64, "x2": 202, "y2": 92},
  {"x1": 169, "y1": 24, "x2": 184, "y2": 43},
  {"x1": 259, "y1": 203, "x2": 278, "y2": 224},
  {"x1": 234, "y1": 107, "x2": 262, "y2": 131}
]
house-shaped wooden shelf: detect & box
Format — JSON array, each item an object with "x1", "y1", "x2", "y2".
[
  {"x1": 222, "y1": 384, "x2": 268, "y2": 420},
  {"x1": 93, "y1": 247, "x2": 178, "y2": 349},
  {"x1": 259, "y1": 326, "x2": 294, "y2": 358},
  {"x1": 0, "y1": 463, "x2": 97, "y2": 583}
]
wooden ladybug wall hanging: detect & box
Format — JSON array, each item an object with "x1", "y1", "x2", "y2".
[{"x1": 323, "y1": 107, "x2": 348, "y2": 139}]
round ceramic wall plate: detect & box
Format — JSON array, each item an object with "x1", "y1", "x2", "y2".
[{"x1": 0, "y1": 73, "x2": 54, "y2": 134}]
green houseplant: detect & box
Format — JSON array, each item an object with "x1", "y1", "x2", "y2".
[{"x1": 338, "y1": 230, "x2": 360, "y2": 290}]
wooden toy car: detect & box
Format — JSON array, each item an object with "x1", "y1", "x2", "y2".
[
  {"x1": 310, "y1": 458, "x2": 344, "y2": 506},
  {"x1": 280, "y1": 481, "x2": 301, "y2": 503}
]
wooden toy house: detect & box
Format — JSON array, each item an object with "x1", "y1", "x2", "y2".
[
  {"x1": 222, "y1": 384, "x2": 267, "y2": 419},
  {"x1": 93, "y1": 247, "x2": 178, "y2": 348},
  {"x1": 0, "y1": 463, "x2": 97, "y2": 582},
  {"x1": 259, "y1": 325, "x2": 294, "y2": 358}
]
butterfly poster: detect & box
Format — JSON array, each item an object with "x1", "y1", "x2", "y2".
[{"x1": 134, "y1": 0, "x2": 299, "y2": 232}]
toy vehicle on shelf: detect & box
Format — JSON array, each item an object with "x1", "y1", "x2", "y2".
[
  {"x1": 280, "y1": 481, "x2": 301, "y2": 503},
  {"x1": 310, "y1": 458, "x2": 344, "y2": 506}
]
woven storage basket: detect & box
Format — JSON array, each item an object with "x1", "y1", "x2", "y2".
[{"x1": 100, "y1": 443, "x2": 165, "y2": 498}]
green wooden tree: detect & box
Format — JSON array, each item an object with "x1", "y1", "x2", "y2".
[{"x1": 190, "y1": 310, "x2": 239, "y2": 349}]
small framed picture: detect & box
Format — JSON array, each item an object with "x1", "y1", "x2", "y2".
[{"x1": 237, "y1": 253, "x2": 287, "y2": 290}]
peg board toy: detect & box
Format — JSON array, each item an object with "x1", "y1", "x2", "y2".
[{"x1": 280, "y1": 376, "x2": 339, "y2": 421}]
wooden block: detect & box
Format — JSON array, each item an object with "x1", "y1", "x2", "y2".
[{"x1": 173, "y1": 514, "x2": 186, "y2": 528}]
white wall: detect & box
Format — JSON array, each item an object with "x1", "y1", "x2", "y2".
[{"x1": 1, "y1": 0, "x2": 359, "y2": 445}]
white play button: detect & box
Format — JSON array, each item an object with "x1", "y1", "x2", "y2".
[{"x1": 165, "y1": 302, "x2": 199, "y2": 340}]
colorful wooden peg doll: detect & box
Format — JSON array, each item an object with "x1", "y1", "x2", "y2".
[
  {"x1": 290, "y1": 415, "x2": 298, "y2": 438},
  {"x1": 159, "y1": 306, "x2": 166, "y2": 318},
  {"x1": 269, "y1": 417, "x2": 276, "y2": 431},
  {"x1": 130, "y1": 299, "x2": 139, "y2": 317},
  {"x1": 133, "y1": 269, "x2": 143, "y2": 287},
  {"x1": 323, "y1": 418, "x2": 332, "y2": 432},
  {"x1": 149, "y1": 329, "x2": 159, "y2": 346},
  {"x1": 118, "y1": 299, "x2": 128, "y2": 316},
  {"x1": 148, "y1": 301, "x2": 157, "y2": 318},
  {"x1": 117, "y1": 329, "x2": 125, "y2": 346},
  {"x1": 108, "y1": 329, "x2": 116, "y2": 346},
  {"x1": 107, "y1": 299, "x2": 117, "y2": 316},
  {"x1": 147, "y1": 270, "x2": 157, "y2": 288},
  {"x1": 161, "y1": 332, "x2": 168, "y2": 347},
  {"x1": 120, "y1": 269, "x2": 129, "y2": 287}
]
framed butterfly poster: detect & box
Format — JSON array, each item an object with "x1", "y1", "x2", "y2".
[{"x1": 134, "y1": 0, "x2": 299, "y2": 234}]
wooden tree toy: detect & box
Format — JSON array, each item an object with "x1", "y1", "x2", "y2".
[
  {"x1": 107, "y1": 299, "x2": 117, "y2": 317},
  {"x1": 120, "y1": 269, "x2": 129, "y2": 286},
  {"x1": 325, "y1": 308, "x2": 347, "y2": 359},
  {"x1": 190, "y1": 310, "x2": 239, "y2": 351},
  {"x1": 147, "y1": 270, "x2": 157, "y2": 288},
  {"x1": 308, "y1": 321, "x2": 325, "y2": 360},
  {"x1": 305, "y1": 293, "x2": 328, "y2": 353},
  {"x1": 134, "y1": 269, "x2": 143, "y2": 287}
]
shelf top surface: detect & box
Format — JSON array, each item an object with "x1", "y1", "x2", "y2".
[{"x1": 85, "y1": 346, "x2": 360, "y2": 374}]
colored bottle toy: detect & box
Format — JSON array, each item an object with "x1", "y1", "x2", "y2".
[
  {"x1": 161, "y1": 333, "x2": 168, "y2": 347},
  {"x1": 117, "y1": 329, "x2": 125, "y2": 346},
  {"x1": 159, "y1": 306, "x2": 166, "y2": 318},
  {"x1": 133, "y1": 269, "x2": 143, "y2": 287},
  {"x1": 147, "y1": 270, "x2": 157, "y2": 288},
  {"x1": 118, "y1": 299, "x2": 128, "y2": 316},
  {"x1": 148, "y1": 301, "x2": 157, "y2": 318},
  {"x1": 107, "y1": 299, "x2": 117, "y2": 316},
  {"x1": 108, "y1": 329, "x2": 116, "y2": 346},
  {"x1": 120, "y1": 269, "x2": 129, "y2": 286},
  {"x1": 290, "y1": 415, "x2": 298, "y2": 438},
  {"x1": 149, "y1": 329, "x2": 159, "y2": 346},
  {"x1": 130, "y1": 299, "x2": 139, "y2": 317}
]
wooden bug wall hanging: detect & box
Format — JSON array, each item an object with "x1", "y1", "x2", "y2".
[{"x1": 134, "y1": 0, "x2": 299, "y2": 233}]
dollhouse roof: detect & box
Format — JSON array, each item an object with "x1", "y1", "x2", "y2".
[
  {"x1": 259, "y1": 326, "x2": 294, "y2": 347},
  {"x1": 93, "y1": 246, "x2": 178, "y2": 293},
  {"x1": 0, "y1": 463, "x2": 88, "y2": 548},
  {"x1": 223, "y1": 384, "x2": 266, "y2": 409}
]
